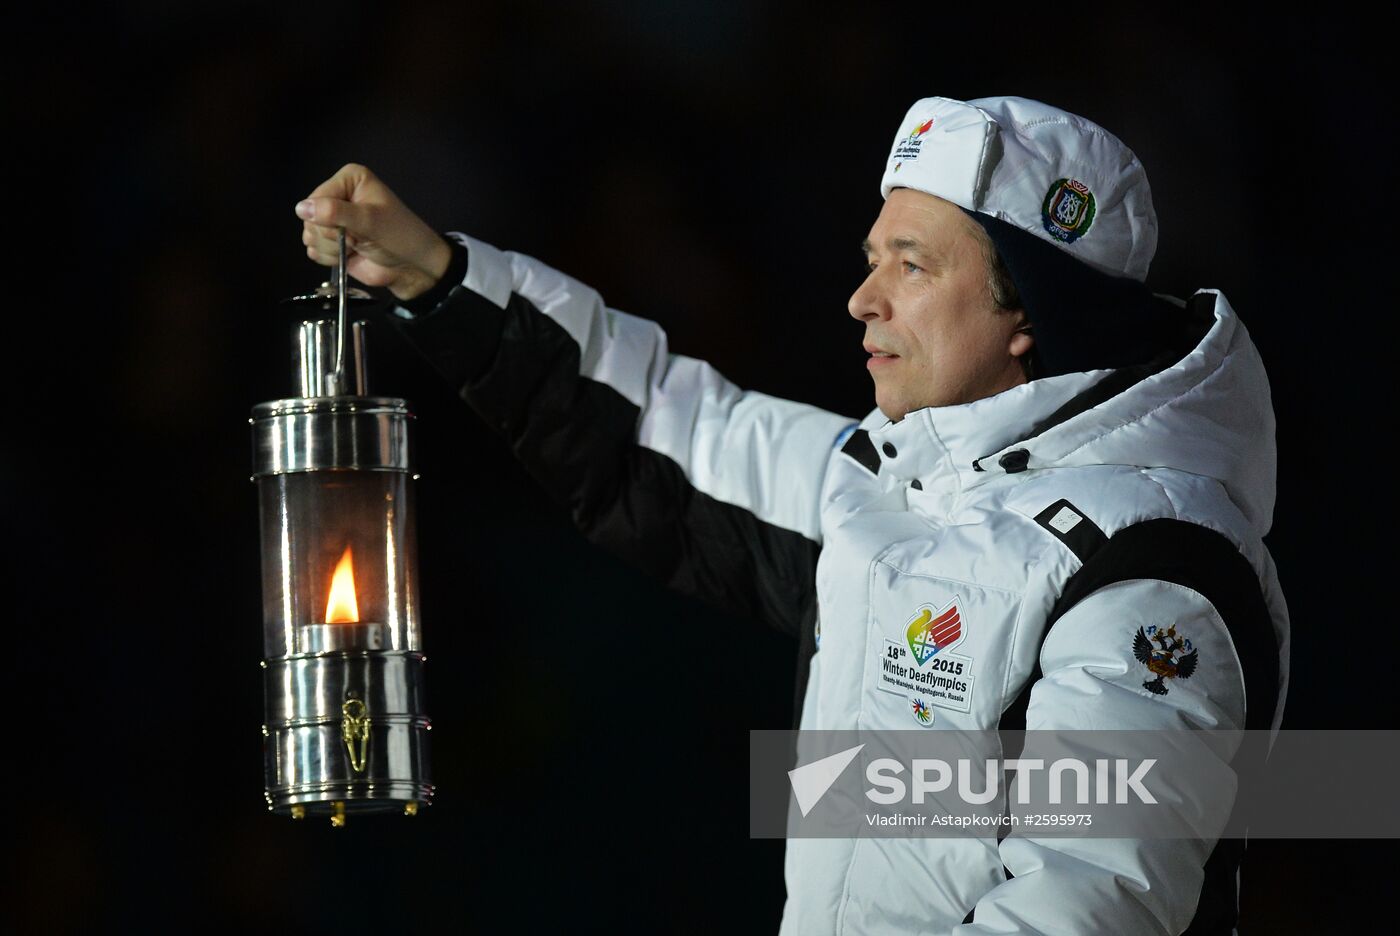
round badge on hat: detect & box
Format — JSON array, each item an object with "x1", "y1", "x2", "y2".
[{"x1": 1041, "y1": 178, "x2": 1097, "y2": 244}]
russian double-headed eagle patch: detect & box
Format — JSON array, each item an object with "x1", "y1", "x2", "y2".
[{"x1": 1132, "y1": 624, "x2": 1199, "y2": 695}]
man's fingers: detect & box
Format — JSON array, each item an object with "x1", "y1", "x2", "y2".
[
  {"x1": 297, "y1": 163, "x2": 381, "y2": 225},
  {"x1": 294, "y1": 196, "x2": 373, "y2": 234},
  {"x1": 302, "y1": 221, "x2": 347, "y2": 256}
]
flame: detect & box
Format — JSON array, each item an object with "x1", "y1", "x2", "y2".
[{"x1": 325, "y1": 545, "x2": 360, "y2": 624}]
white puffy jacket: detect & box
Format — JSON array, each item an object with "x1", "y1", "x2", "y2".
[{"x1": 394, "y1": 232, "x2": 1289, "y2": 936}]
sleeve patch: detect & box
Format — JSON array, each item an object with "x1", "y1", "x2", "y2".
[{"x1": 1033, "y1": 498, "x2": 1107, "y2": 562}]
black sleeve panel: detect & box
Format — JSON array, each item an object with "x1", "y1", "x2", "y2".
[
  {"x1": 1044, "y1": 518, "x2": 1280, "y2": 732},
  {"x1": 391, "y1": 282, "x2": 507, "y2": 390},
  {"x1": 1001, "y1": 518, "x2": 1279, "y2": 733},
  {"x1": 392, "y1": 282, "x2": 821, "y2": 641}
]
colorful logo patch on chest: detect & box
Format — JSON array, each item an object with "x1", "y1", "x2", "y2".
[
  {"x1": 906, "y1": 601, "x2": 963, "y2": 664},
  {"x1": 878, "y1": 597, "x2": 975, "y2": 716},
  {"x1": 1132, "y1": 624, "x2": 1199, "y2": 696},
  {"x1": 1041, "y1": 178, "x2": 1097, "y2": 244}
]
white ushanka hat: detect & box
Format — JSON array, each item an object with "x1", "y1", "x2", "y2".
[{"x1": 879, "y1": 96, "x2": 1157, "y2": 282}]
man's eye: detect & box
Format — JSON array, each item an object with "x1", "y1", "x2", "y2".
[
  {"x1": 865, "y1": 261, "x2": 877, "y2": 273},
  {"x1": 903, "y1": 260, "x2": 922, "y2": 273}
]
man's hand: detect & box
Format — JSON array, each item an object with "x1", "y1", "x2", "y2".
[{"x1": 296, "y1": 164, "x2": 452, "y2": 301}]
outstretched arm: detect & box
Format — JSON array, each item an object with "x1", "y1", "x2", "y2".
[{"x1": 295, "y1": 166, "x2": 856, "y2": 637}]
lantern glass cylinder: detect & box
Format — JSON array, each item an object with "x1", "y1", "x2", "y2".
[{"x1": 258, "y1": 470, "x2": 419, "y2": 658}]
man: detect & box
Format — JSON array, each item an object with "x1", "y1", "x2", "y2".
[{"x1": 296, "y1": 96, "x2": 1288, "y2": 934}]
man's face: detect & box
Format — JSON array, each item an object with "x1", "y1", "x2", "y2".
[{"x1": 850, "y1": 188, "x2": 1032, "y2": 421}]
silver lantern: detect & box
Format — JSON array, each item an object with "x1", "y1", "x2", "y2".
[{"x1": 251, "y1": 233, "x2": 433, "y2": 825}]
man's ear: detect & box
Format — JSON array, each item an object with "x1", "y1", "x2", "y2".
[{"x1": 1008, "y1": 313, "x2": 1034, "y2": 359}]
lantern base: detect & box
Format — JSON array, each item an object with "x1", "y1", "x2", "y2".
[
  {"x1": 263, "y1": 719, "x2": 433, "y2": 814},
  {"x1": 262, "y1": 650, "x2": 432, "y2": 817}
]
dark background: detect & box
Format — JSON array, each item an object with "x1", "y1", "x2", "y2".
[{"x1": 9, "y1": 3, "x2": 1390, "y2": 932}]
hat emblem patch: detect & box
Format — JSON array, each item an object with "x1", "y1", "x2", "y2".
[
  {"x1": 1041, "y1": 178, "x2": 1097, "y2": 243},
  {"x1": 892, "y1": 116, "x2": 935, "y2": 172}
]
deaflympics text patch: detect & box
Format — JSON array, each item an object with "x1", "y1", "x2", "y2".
[
  {"x1": 878, "y1": 597, "x2": 975, "y2": 718},
  {"x1": 891, "y1": 116, "x2": 935, "y2": 174}
]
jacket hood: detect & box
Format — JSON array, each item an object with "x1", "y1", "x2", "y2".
[
  {"x1": 864, "y1": 290, "x2": 1279, "y2": 538},
  {"x1": 1004, "y1": 290, "x2": 1277, "y2": 536}
]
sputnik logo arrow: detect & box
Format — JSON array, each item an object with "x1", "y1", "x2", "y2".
[{"x1": 788, "y1": 744, "x2": 865, "y2": 817}]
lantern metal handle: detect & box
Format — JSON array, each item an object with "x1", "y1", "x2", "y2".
[{"x1": 333, "y1": 226, "x2": 349, "y2": 395}]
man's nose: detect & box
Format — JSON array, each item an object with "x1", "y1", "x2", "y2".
[{"x1": 848, "y1": 271, "x2": 890, "y2": 322}]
